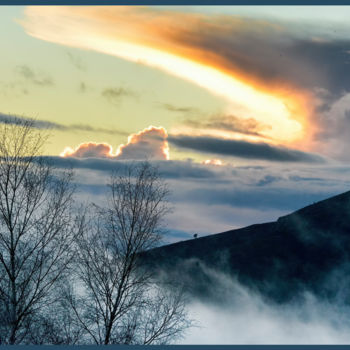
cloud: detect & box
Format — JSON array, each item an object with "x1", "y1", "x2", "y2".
[
  {"x1": 177, "y1": 27, "x2": 350, "y2": 101},
  {"x1": 67, "y1": 123, "x2": 128, "y2": 136},
  {"x1": 21, "y1": 7, "x2": 309, "y2": 145},
  {"x1": 0, "y1": 113, "x2": 128, "y2": 136},
  {"x1": 25, "y1": 6, "x2": 349, "y2": 95},
  {"x1": 22, "y1": 6, "x2": 350, "y2": 157},
  {"x1": 47, "y1": 156, "x2": 347, "y2": 210},
  {"x1": 181, "y1": 186, "x2": 332, "y2": 211},
  {"x1": 0, "y1": 113, "x2": 62, "y2": 129},
  {"x1": 15, "y1": 65, "x2": 54, "y2": 86},
  {"x1": 60, "y1": 142, "x2": 114, "y2": 158},
  {"x1": 202, "y1": 159, "x2": 223, "y2": 166},
  {"x1": 184, "y1": 114, "x2": 272, "y2": 138},
  {"x1": 101, "y1": 87, "x2": 136, "y2": 105},
  {"x1": 256, "y1": 174, "x2": 282, "y2": 186},
  {"x1": 66, "y1": 51, "x2": 86, "y2": 71},
  {"x1": 41, "y1": 155, "x2": 350, "y2": 237},
  {"x1": 159, "y1": 103, "x2": 197, "y2": 114},
  {"x1": 45, "y1": 157, "x2": 219, "y2": 180},
  {"x1": 179, "y1": 265, "x2": 350, "y2": 344},
  {"x1": 169, "y1": 135, "x2": 324, "y2": 163},
  {"x1": 116, "y1": 126, "x2": 169, "y2": 160},
  {"x1": 313, "y1": 93, "x2": 350, "y2": 161},
  {"x1": 79, "y1": 82, "x2": 86, "y2": 93},
  {"x1": 60, "y1": 126, "x2": 169, "y2": 160}
]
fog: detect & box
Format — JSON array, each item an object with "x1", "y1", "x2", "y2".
[{"x1": 178, "y1": 267, "x2": 350, "y2": 344}]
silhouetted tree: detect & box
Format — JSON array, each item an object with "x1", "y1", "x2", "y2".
[
  {"x1": 0, "y1": 118, "x2": 83, "y2": 344},
  {"x1": 69, "y1": 162, "x2": 191, "y2": 344}
]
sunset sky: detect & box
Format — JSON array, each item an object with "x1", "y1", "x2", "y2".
[{"x1": 2, "y1": 6, "x2": 350, "y2": 240}]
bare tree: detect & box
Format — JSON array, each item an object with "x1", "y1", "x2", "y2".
[
  {"x1": 70, "y1": 162, "x2": 191, "y2": 344},
  {"x1": 0, "y1": 119, "x2": 83, "y2": 344},
  {"x1": 22, "y1": 282, "x2": 85, "y2": 345}
]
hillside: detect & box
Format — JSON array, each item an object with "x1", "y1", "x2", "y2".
[{"x1": 141, "y1": 190, "x2": 350, "y2": 303}]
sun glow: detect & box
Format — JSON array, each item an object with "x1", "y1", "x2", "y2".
[
  {"x1": 22, "y1": 6, "x2": 314, "y2": 147},
  {"x1": 202, "y1": 159, "x2": 223, "y2": 166},
  {"x1": 93, "y1": 39, "x2": 304, "y2": 141}
]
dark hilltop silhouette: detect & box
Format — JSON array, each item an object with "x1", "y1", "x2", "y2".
[{"x1": 141, "y1": 190, "x2": 350, "y2": 304}]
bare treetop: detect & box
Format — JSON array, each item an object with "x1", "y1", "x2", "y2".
[
  {"x1": 107, "y1": 162, "x2": 171, "y2": 254},
  {"x1": 70, "y1": 161, "x2": 190, "y2": 345},
  {"x1": 0, "y1": 118, "x2": 83, "y2": 344}
]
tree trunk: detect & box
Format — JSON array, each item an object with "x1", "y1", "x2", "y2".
[{"x1": 9, "y1": 246, "x2": 17, "y2": 345}]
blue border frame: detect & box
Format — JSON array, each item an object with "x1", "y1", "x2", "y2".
[
  {"x1": 2, "y1": 347, "x2": 350, "y2": 349},
  {"x1": 1, "y1": 1, "x2": 349, "y2": 348},
  {"x1": 2, "y1": 0, "x2": 350, "y2": 5},
  {"x1": 1, "y1": 346, "x2": 350, "y2": 349}
]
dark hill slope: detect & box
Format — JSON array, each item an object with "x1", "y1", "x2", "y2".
[{"x1": 141, "y1": 191, "x2": 350, "y2": 303}]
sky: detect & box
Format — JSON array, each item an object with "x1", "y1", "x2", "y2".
[{"x1": 2, "y1": 6, "x2": 350, "y2": 241}]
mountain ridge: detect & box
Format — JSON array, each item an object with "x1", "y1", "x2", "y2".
[{"x1": 141, "y1": 190, "x2": 350, "y2": 303}]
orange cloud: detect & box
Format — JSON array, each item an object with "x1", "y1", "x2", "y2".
[
  {"x1": 116, "y1": 126, "x2": 169, "y2": 160},
  {"x1": 21, "y1": 6, "x2": 315, "y2": 148},
  {"x1": 60, "y1": 142, "x2": 114, "y2": 158},
  {"x1": 60, "y1": 126, "x2": 169, "y2": 160}
]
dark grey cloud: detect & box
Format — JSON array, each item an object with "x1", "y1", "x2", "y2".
[
  {"x1": 0, "y1": 113, "x2": 61, "y2": 129},
  {"x1": 185, "y1": 114, "x2": 271, "y2": 138},
  {"x1": 15, "y1": 65, "x2": 54, "y2": 86},
  {"x1": 256, "y1": 175, "x2": 282, "y2": 187},
  {"x1": 102, "y1": 87, "x2": 136, "y2": 105},
  {"x1": 169, "y1": 135, "x2": 324, "y2": 163},
  {"x1": 288, "y1": 175, "x2": 328, "y2": 183},
  {"x1": 44, "y1": 157, "x2": 218, "y2": 180},
  {"x1": 157, "y1": 160, "x2": 218, "y2": 179},
  {"x1": 174, "y1": 19, "x2": 350, "y2": 101},
  {"x1": 159, "y1": 103, "x2": 197, "y2": 114},
  {"x1": 43, "y1": 156, "x2": 121, "y2": 172},
  {"x1": 0, "y1": 113, "x2": 128, "y2": 136},
  {"x1": 236, "y1": 165, "x2": 266, "y2": 170}
]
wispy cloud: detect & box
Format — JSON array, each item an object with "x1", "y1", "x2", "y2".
[
  {"x1": 79, "y1": 82, "x2": 87, "y2": 93},
  {"x1": 66, "y1": 51, "x2": 86, "y2": 71},
  {"x1": 101, "y1": 87, "x2": 137, "y2": 105},
  {"x1": 15, "y1": 65, "x2": 54, "y2": 86},
  {"x1": 68, "y1": 123, "x2": 128, "y2": 136},
  {"x1": 159, "y1": 103, "x2": 197, "y2": 114},
  {"x1": 0, "y1": 113, "x2": 60, "y2": 129},
  {"x1": 183, "y1": 114, "x2": 272, "y2": 138},
  {"x1": 0, "y1": 113, "x2": 128, "y2": 136}
]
